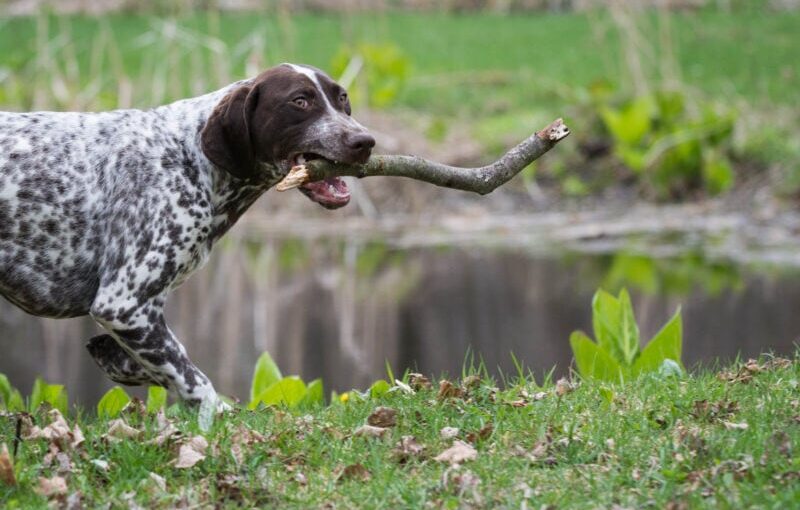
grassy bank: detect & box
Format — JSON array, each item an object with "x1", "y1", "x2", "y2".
[
  {"x1": 0, "y1": 11, "x2": 797, "y2": 114},
  {"x1": 1, "y1": 354, "x2": 798, "y2": 508}
]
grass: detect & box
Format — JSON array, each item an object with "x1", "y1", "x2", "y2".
[
  {"x1": 2, "y1": 354, "x2": 799, "y2": 508},
  {"x1": 0, "y1": 10, "x2": 797, "y2": 115}
]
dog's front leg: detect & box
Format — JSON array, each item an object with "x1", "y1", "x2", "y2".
[{"x1": 90, "y1": 297, "x2": 218, "y2": 407}]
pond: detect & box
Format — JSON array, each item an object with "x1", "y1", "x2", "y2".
[{"x1": 1, "y1": 206, "x2": 799, "y2": 406}]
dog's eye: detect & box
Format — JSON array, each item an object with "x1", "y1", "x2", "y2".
[
  {"x1": 292, "y1": 97, "x2": 309, "y2": 109},
  {"x1": 339, "y1": 93, "x2": 348, "y2": 104}
]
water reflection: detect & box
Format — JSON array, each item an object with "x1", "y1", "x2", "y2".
[{"x1": 1, "y1": 237, "x2": 798, "y2": 407}]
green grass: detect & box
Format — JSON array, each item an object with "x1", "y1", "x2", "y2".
[
  {"x1": 0, "y1": 10, "x2": 797, "y2": 115},
  {"x1": 2, "y1": 354, "x2": 799, "y2": 508}
]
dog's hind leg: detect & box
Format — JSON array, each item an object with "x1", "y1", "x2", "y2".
[
  {"x1": 86, "y1": 334, "x2": 157, "y2": 387},
  {"x1": 91, "y1": 296, "x2": 219, "y2": 407}
]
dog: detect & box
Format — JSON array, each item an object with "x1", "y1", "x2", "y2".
[{"x1": 0, "y1": 63, "x2": 375, "y2": 406}]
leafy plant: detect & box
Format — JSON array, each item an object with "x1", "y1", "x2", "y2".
[
  {"x1": 29, "y1": 377, "x2": 68, "y2": 414},
  {"x1": 570, "y1": 288, "x2": 683, "y2": 383},
  {"x1": 598, "y1": 89, "x2": 737, "y2": 198},
  {"x1": 147, "y1": 386, "x2": 168, "y2": 413},
  {"x1": 248, "y1": 352, "x2": 324, "y2": 410},
  {"x1": 97, "y1": 387, "x2": 131, "y2": 418},
  {"x1": 0, "y1": 373, "x2": 24, "y2": 411},
  {"x1": 330, "y1": 43, "x2": 411, "y2": 108}
]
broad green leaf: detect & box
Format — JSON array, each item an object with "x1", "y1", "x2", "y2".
[
  {"x1": 97, "y1": 387, "x2": 131, "y2": 418},
  {"x1": 146, "y1": 386, "x2": 168, "y2": 413},
  {"x1": 303, "y1": 379, "x2": 324, "y2": 406},
  {"x1": 591, "y1": 289, "x2": 624, "y2": 362},
  {"x1": 6, "y1": 389, "x2": 24, "y2": 412},
  {"x1": 632, "y1": 309, "x2": 683, "y2": 376},
  {"x1": 250, "y1": 352, "x2": 283, "y2": 402},
  {"x1": 30, "y1": 378, "x2": 68, "y2": 414},
  {"x1": 617, "y1": 289, "x2": 640, "y2": 366},
  {"x1": 0, "y1": 374, "x2": 12, "y2": 409},
  {"x1": 248, "y1": 376, "x2": 307, "y2": 410},
  {"x1": 570, "y1": 331, "x2": 626, "y2": 383},
  {"x1": 702, "y1": 151, "x2": 734, "y2": 195},
  {"x1": 600, "y1": 97, "x2": 653, "y2": 145},
  {"x1": 369, "y1": 379, "x2": 391, "y2": 398}
]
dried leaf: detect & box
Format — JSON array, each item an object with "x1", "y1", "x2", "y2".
[
  {"x1": 354, "y1": 424, "x2": 388, "y2": 438},
  {"x1": 24, "y1": 409, "x2": 71, "y2": 442},
  {"x1": 367, "y1": 407, "x2": 397, "y2": 428},
  {"x1": 392, "y1": 435, "x2": 425, "y2": 463},
  {"x1": 440, "y1": 427, "x2": 460, "y2": 440},
  {"x1": 0, "y1": 443, "x2": 16, "y2": 487},
  {"x1": 174, "y1": 436, "x2": 208, "y2": 469},
  {"x1": 437, "y1": 380, "x2": 465, "y2": 400},
  {"x1": 723, "y1": 421, "x2": 749, "y2": 430},
  {"x1": 462, "y1": 375, "x2": 482, "y2": 389},
  {"x1": 337, "y1": 463, "x2": 371, "y2": 483},
  {"x1": 466, "y1": 423, "x2": 493, "y2": 443},
  {"x1": 90, "y1": 459, "x2": 110, "y2": 473},
  {"x1": 148, "y1": 472, "x2": 167, "y2": 492},
  {"x1": 434, "y1": 440, "x2": 478, "y2": 464},
  {"x1": 555, "y1": 378, "x2": 576, "y2": 397},
  {"x1": 408, "y1": 373, "x2": 432, "y2": 391},
  {"x1": 105, "y1": 419, "x2": 141, "y2": 441},
  {"x1": 35, "y1": 476, "x2": 67, "y2": 497}
]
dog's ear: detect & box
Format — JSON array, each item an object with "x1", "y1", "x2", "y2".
[{"x1": 201, "y1": 85, "x2": 261, "y2": 179}]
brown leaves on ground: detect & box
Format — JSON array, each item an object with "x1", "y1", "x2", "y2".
[
  {"x1": 104, "y1": 419, "x2": 141, "y2": 442},
  {"x1": 555, "y1": 377, "x2": 577, "y2": 397},
  {"x1": 437, "y1": 380, "x2": 465, "y2": 400},
  {"x1": 717, "y1": 357, "x2": 793, "y2": 384},
  {"x1": 35, "y1": 475, "x2": 68, "y2": 497},
  {"x1": 691, "y1": 400, "x2": 739, "y2": 423},
  {"x1": 0, "y1": 443, "x2": 16, "y2": 487},
  {"x1": 392, "y1": 435, "x2": 425, "y2": 463},
  {"x1": 408, "y1": 373, "x2": 432, "y2": 391},
  {"x1": 434, "y1": 440, "x2": 478, "y2": 464},
  {"x1": 23, "y1": 409, "x2": 84, "y2": 450},
  {"x1": 174, "y1": 435, "x2": 209, "y2": 469},
  {"x1": 354, "y1": 424, "x2": 389, "y2": 439},
  {"x1": 466, "y1": 423, "x2": 493, "y2": 444},
  {"x1": 337, "y1": 463, "x2": 371, "y2": 483},
  {"x1": 367, "y1": 407, "x2": 397, "y2": 428}
]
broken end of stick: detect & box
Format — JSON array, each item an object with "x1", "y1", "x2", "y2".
[
  {"x1": 275, "y1": 165, "x2": 310, "y2": 191},
  {"x1": 537, "y1": 118, "x2": 570, "y2": 142}
]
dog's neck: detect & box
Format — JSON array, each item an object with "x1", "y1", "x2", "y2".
[{"x1": 158, "y1": 81, "x2": 286, "y2": 244}]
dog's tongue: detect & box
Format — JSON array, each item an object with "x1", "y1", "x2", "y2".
[{"x1": 300, "y1": 177, "x2": 350, "y2": 209}]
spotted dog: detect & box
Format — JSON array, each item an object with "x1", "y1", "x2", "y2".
[{"x1": 0, "y1": 64, "x2": 375, "y2": 406}]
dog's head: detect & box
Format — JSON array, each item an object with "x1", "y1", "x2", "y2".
[{"x1": 200, "y1": 63, "x2": 374, "y2": 209}]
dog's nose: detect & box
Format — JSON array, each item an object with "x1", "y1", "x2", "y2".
[{"x1": 345, "y1": 132, "x2": 376, "y2": 153}]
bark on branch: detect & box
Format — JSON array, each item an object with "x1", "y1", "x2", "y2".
[{"x1": 276, "y1": 118, "x2": 570, "y2": 195}]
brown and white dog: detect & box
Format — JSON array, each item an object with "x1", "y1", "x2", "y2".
[{"x1": 0, "y1": 63, "x2": 374, "y2": 407}]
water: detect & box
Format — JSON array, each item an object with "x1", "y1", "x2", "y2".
[{"x1": 1, "y1": 216, "x2": 799, "y2": 407}]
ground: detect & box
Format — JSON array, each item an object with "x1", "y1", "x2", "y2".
[{"x1": 1, "y1": 354, "x2": 798, "y2": 508}]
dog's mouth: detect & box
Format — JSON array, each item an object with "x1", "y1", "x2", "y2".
[{"x1": 292, "y1": 153, "x2": 350, "y2": 210}]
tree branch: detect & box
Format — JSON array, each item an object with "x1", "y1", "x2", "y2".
[{"x1": 276, "y1": 118, "x2": 570, "y2": 195}]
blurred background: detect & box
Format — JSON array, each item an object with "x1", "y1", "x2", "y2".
[{"x1": 0, "y1": 0, "x2": 799, "y2": 405}]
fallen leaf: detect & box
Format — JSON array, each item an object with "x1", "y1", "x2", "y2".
[
  {"x1": 337, "y1": 463, "x2": 371, "y2": 483},
  {"x1": 148, "y1": 472, "x2": 166, "y2": 492},
  {"x1": 392, "y1": 435, "x2": 425, "y2": 463},
  {"x1": 354, "y1": 424, "x2": 388, "y2": 438},
  {"x1": 367, "y1": 406, "x2": 397, "y2": 428},
  {"x1": 449, "y1": 470, "x2": 481, "y2": 498},
  {"x1": 105, "y1": 419, "x2": 141, "y2": 441},
  {"x1": 438, "y1": 380, "x2": 465, "y2": 400},
  {"x1": 440, "y1": 427, "x2": 460, "y2": 440},
  {"x1": 174, "y1": 436, "x2": 208, "y2": 469},
  {"x1": 294, "y1": 472, "x2": 308, "y2": 485},
  {"x1": 434, "y1": 440, "x2": 477, "y2": 464},
  {"x1": 91, "y1": 459, "x2": 110, "y2": 473},
  {"x1": 466, "y1": 423, "x2": 493, "y2": 443},
  {"x1": 35, "y1": 476, "x2": 67, "y2": 497},
  {"x1": 555, "y1": 378, "x2": 576, "y2": 397},
  {"x1": 723, "y1": 421, "x2": 749, "y2": 431},
  {"x1": 408, "y1": 373, "x2": 432, "y2": 391},
  {"x1": 24, "y1": 409, "x2": 71, "y2": 443},
  {"x1": 462, "y1": 375, "x2": 482, "y2": 389},
  {"x1": 0, "y1": 443, "x2": 16, "y2": 487}
]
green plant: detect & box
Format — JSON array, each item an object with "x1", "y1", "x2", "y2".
[
  {"x1": 569, "y1": 288, "x2": 683, "y2": 383},
  {"x1": 97, "y1": 387, "x2": 131, "y2": 418},
  {"x1": 598, "y1": 90, "x2": 737, "y2": 198},
  {"x1": 248, "y1": 352, "x2": 324, "y2": 410},
  {"x1": 29, "y1": 377, "x2": 68, "y2": 414},
  {"x1": 0, "y1": 373, "x2": 24, "y2": 411},
  {"x1": 330, "y1": 42, "x2": 411, "y2": 108}
]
